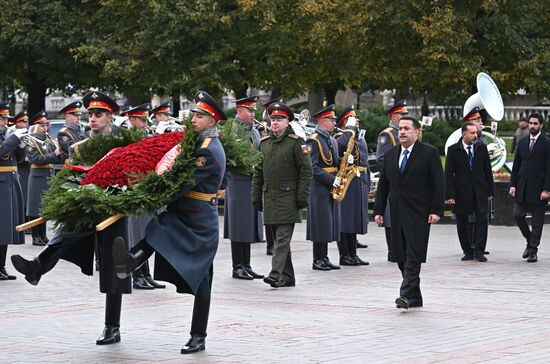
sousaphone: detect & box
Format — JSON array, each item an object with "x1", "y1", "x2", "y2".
[{"x1": 445, "y1": 72, "x2": 506, "y2": 172}]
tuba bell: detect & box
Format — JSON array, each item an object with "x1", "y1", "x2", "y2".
[{"x1": 445, "y1": 72, "x2": 507, "y2": 172}]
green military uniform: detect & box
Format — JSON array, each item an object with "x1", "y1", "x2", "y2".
[{"x1": 252, "y1": 126, "x2": 312, "y2": 285}]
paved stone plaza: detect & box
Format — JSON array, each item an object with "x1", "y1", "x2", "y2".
[{"x1": 1, "y1": 218, "x2": 550, "y2": 363}]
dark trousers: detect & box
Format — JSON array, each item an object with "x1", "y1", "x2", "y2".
[
  {"x1": 396, "y1": 229, "x2": 422, "y2": 303},
  {"x1": 514, "y1": 203, "x2": 545, "y2": 254},
  {"x1": 268, "y1": 224, "x2": 295, "y2": 282},
  {"x1": 190, "y1": 277, "x2": 211, "y2": 336},
  {"x1": 230, "y1": 241, "x2": 252, "y2": 268},
  {"x1": 455, "y1": 211, "x2": 488, "y2": 256},
  {"x1": 29, "y1": 216, "x2": 47, "y2": 238},
  {"x1": 337, "y1": 233, "x2": 357, "y2": 258},
  {"x1": 313, "y1": 242, "x2": 328, "y2": 260},
  {"x1": 0, "y1": 245, "x2": 7, "y2": 267},
  {"x1": 265, "y1": 225, "x2": 275, "y2": 251}
]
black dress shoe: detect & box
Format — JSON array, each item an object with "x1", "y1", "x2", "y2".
[
  {"x1": 32, "y1": 236, "x2": 46, "y2": 246},
  {"x1": 0, "y1": 267, "x2": 16, "y2": 280},
  {"x1": 475, "y1": 255, "x2": 488, "y2": 262},
  {"x1": 312, "y1": 258, "x2": 330, "y2": 271},
  {"x1": 144, "y1": 275, "x2": 166, "y2": 288},
  {"x1": 351, "y1": 255, "x2": 369, "y2": 265},
  {"x1": 133, "y1": 276, "x2": 155, "y2": 289},
  {"x1": 181, "y1": 334, "x2": 206, "y2": 354},
  {"x1": 408, "y1": 299, "x2": 423, "y2": 308},
  {"x1": 0, "y1": 270, "x2": 8, "y2": 280},
  {"x1": 270, "y1": 280, "x2": 295, "y2": 288},
  {"x1": 395, "y1": 296, "x2": 410, "y2": 309},
  {"x1": 339, "y1": 255, "x2": 360, "y2": 266},
  {"x1": 263, "y1": 276, "x2": 277, "y2": 286},
  {"x1": 232, "y1": 265, "x2": 254, "y2": 280},
  {"x1": 96, "y1": 325, "x2": 121, "y2": 345},
  {"x1": 356, "y1": 241, "x2": 368, "y2": 248},
  {"x1": 461, "y1": 254, "x2": 474, "y2": 261},
  {"x1": 11, "y1": 255, "x2": 41, "y2": 285},
  {"x1": 527, "y1": 253, "x2": 538, "y2": 263},
  {"x1": 522, "y1": 247, "x2": 529, "y2": 259},
  {"x1": 322, "y1": 257, "x2": 340, "y2": 270},
  {"x1": 243, "y1": 265, "x2": 264, "y2": 279}
]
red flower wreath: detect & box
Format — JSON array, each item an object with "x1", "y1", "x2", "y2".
[{"x1": 80, "y1": 132, "x2": 185, "y2": 188}]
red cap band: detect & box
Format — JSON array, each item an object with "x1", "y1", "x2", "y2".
[
  {"x1": 196, "y1": 101, "x2": 222, "y2": 122},
  {"x1": 88, "y1": 100, "x2": 113, "y2": 113}
]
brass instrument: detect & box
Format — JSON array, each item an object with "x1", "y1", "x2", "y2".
[
  {"x1": 331, "y1": 128, "x2": 360, "y2": 201},
  {"x1": 253, "y1": 118, "x2": 271, "y2": 137},
  {"x1": 7, "y1": 126, "x2": 55, "y2": 154}
]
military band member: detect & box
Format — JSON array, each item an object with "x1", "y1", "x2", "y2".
[
  {"x1": 0, "y1": 102, "x2": 25, "y2": 280},
  {"x1": 149, "y1": 101, "x2": 172, "y2": 125},
  {"x1": 252, "y1": 102, "x2": 312, "y2": 287},
  {"x1": 13, "y1": 111, "x2": 31, "y2": 222},
  {"x1": 112, "y1": 91, "x2": 227, "y2": 354},
  {"x1": 26, "y1": 111, "x2": 64, "y2": 246},
  {"x1": 307, "y1": 104, "x2": 342, "y2": 271},
  {"x1": 57, "y1": 101, "x2": 85, "y2": 158},
  {"x1": 376, "y1": 99, "x2": 408, "y2": 260},
  {"x1": 118, "y1": 103, "x2": 165, "y2": 290},
  {"x1": 12, "y1": 91, "x2": 131, "y2": 345},
  {"x1": 261, "y1": 97, "x2": 284, "y2": 256},
  {"x1": 224, "y1": 96, "x2": 264, "y2": 280},
  {"x1": 335, "y1": 106, "x2": 370, "y2": 266}
]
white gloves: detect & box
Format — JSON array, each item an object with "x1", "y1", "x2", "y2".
[
  {"x1": 332, "y1": 177, "x2": 341, "y2": 187},
  {"x1": 347, "y1": 154, "x2": 354, "y2": 164},
  {"x1": 12, "y1": 128, "x2": 28, "y2": 139}
]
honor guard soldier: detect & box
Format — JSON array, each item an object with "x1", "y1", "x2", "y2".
[
  {"x1": 307, "y1": 104, "x2": 342, "y2": 271},
  {"x1": 376, "y1": 99, "x2": 408, "y2": 260},
  {"x1": 149, "y1": 101, "x2": 172, "y2": 124},
  {"x1": 26, "y1": 111, "x2": 64, "y2": 246},
  {"x1": 260, "y1": 97, "x2": 284, "y2": 256},
  {"x1": 252, "y1": 102, "x2": 312, "y2": 287},
  {"x1": 12, "y1": 91, "x2": 132, "y2": 345},
  {"x1": 112, "y1": 91, "x2": 227, "y2": 354},
  {"x1": 335, "y1": 106, "x2": 370, "y2": 266},
  {"x1": 13, "y1": 111, "x2": 31, "y2": 223},
  {"x1": 119, "y1": 103, "x2": 165, "y2": 290},
  {"x1": 0, "y1": 103, "x2": 26, "y2": 280},
  {"x1": 57, "y1": 101, "x2": 85, "y2": 158},
  {"x1": 224, "y1": 96, "x2": 264, "y2": 280}
]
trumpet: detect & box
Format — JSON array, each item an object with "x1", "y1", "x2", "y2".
[{"x1": 151, "y1": 118, "x2": 185, "y2": 134}]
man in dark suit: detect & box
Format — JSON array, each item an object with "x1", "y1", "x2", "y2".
[
  {"x1": 374, "y1": 116, "x2": 444, "y2": 309},
  {"x1": 445, "y1": 122, "x2": 494, "y2": 262},
  {"x1": 509, "y1": 112, "x2": 550, "y2": 263}
]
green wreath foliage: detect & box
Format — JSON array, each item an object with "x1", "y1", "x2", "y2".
[
  {"x1": 218, "y1": 118, "x2": 262, "y2": 176},
  {"x1": 40, "y1": 121, "x2": 198, "y2": 231},
  {"x1": 70, "y1": 128, "x2": 145, "y2": 165}
]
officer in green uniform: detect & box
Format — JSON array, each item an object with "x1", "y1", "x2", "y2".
[{"x1": 252, "y1": 102, "x2": 313, "y2": 288}]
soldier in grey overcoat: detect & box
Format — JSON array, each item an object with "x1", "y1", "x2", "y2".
[
  {"x1": 306, "y1": 105, "x2": 342, "y2": 271},
  {"x1": 224, "y1": 96, "x2": 264, "y2": 280},
  {"x1": 0, "y1": 103, "x2": 25, "y2": 280}
]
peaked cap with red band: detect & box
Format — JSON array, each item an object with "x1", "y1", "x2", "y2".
[
  {"x1": 60, "y1": 101, "x2": 83, "y2": 115},
  {"x1": 267, "y1": 102, "x2": 294, "y2": 122},
  {"x1": 83, "y1": 91, "x2": 119, "y2": 113},
  {"x1": 337, "y1": 104, "x2": 357, "y2": 128},
  {"x1": 235, "y1": 96, "x2": 259, "y2": 110},
  {"x1": 13, "y1": 110, "x2": 29, "y2": 123},
  {"x1": 313, "y1": 104, "x2": 337, "y2": 121},
  {"x1": 150, "y1": 101, "x2": 172, "y2": 116},
  {"x1": 463, "y1": 107, "x2": 482, "y2": 122},
  {"x1": 387, "y1": 99, "x2": 408, "y2": 116},
  {"x1": 0, "y1": 102, "x2": 10, "y2": 117},
  {"x1": 29, "y1": 111, "x2": 48, "y2": 126},
  {"x1": 121, "y1": 103, "x2": 151, "y2": 117},
  {"x1": 191, "y1": 91, "x2": 227, "y2": 122}
]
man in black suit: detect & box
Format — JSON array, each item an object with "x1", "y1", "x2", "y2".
[
  {"x1": 445, "y1": 122, "x2": 495, "y2": 262},
  {"x1": 374, "y1": 116, "x2": 444, "y2": 309},
  {"x1": 509, "y1": 112, "x2": 550, "y2": 263}
]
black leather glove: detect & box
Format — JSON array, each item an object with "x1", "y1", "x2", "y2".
[
  {"x1": 253, "y1": 200, "x2": 263, "y2": 212},
  {"x1": 297, "y1": 200, "x2": 308, "y2": 209}
]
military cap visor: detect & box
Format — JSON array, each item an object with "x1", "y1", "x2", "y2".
[
  {"x1": 0, "y1": 102, "x2": 10, "y2": 116},
  {"x1": 121, "y1": 103, "x2": 151, "y2": 117},
  {"x1": 83, "y1": 91, "x2": 119, "y2": 113},
  {"x1": 267, "y1": 103, "x2": 294, "y2": 122},
  {"x1": 29, "y1": 111, "x2": 48, "y2": 125},
  {"x1": 236, "y1": 96, "x2": 259, "y2": 110},
  {"x1": 150, "y1": 101, "x2": 172, "y2": 115},
  {"x1": 14, "y1": 111, "x2": 29, "y2": 123},
  {"x1": 387, "y1": 100, "x2": 408, "y2": 115},
  {"x1": 313, "y1": 104, "x2": 337, "y2": 120},
  {"x1": 61, "y1": 101, "x2": 83, "y2": 115},
  {"x1": 191, "y1": 91, "x2": 227, "y2": 122},
  {"x1": 463, "y1": 107, "x2": 481, "y2": 122}
]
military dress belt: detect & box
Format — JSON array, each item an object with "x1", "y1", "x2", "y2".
[
  {"x1": 183, "y1": 190, "x2": 219, "y2": 206},
  {"x1": 31, "y1": 164, "x2": 54, "y2": 169},
  {"x1": 0, "y1": 166, "x2": 17, "y2": 172}
]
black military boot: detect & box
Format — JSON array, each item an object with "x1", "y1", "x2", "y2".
[
  {"x1": 11, "y1": 245, "x2": 63, "y2": 285},
  {"x1": 112, "y1": 237, "x2": 154, "y2": 280},
  {"x1": 142, "y1": 260, "x2": 166, "y2": 288},
  {"x1": 231, "y1": 242, "x2": 253, "y2": 280},
  {"x1": 349, "y1": 235, "x2": 369, "y2": 266},
  {"x1": 181, "y1": 296, "x2": 209, "y2": 354},
  {"x1": 132, "y1": 267, "x2": 154, "y2": 290},
  {"x1": 96, "y1": 294, "x2": 121, "y2": 345},
  {"x1": 242, "y1": 243, "x2": 264, "y2": 279}
]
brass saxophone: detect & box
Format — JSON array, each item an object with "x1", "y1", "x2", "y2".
[{"x1": 331, "y1": 128, "x2": 360, "y2": 201}]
